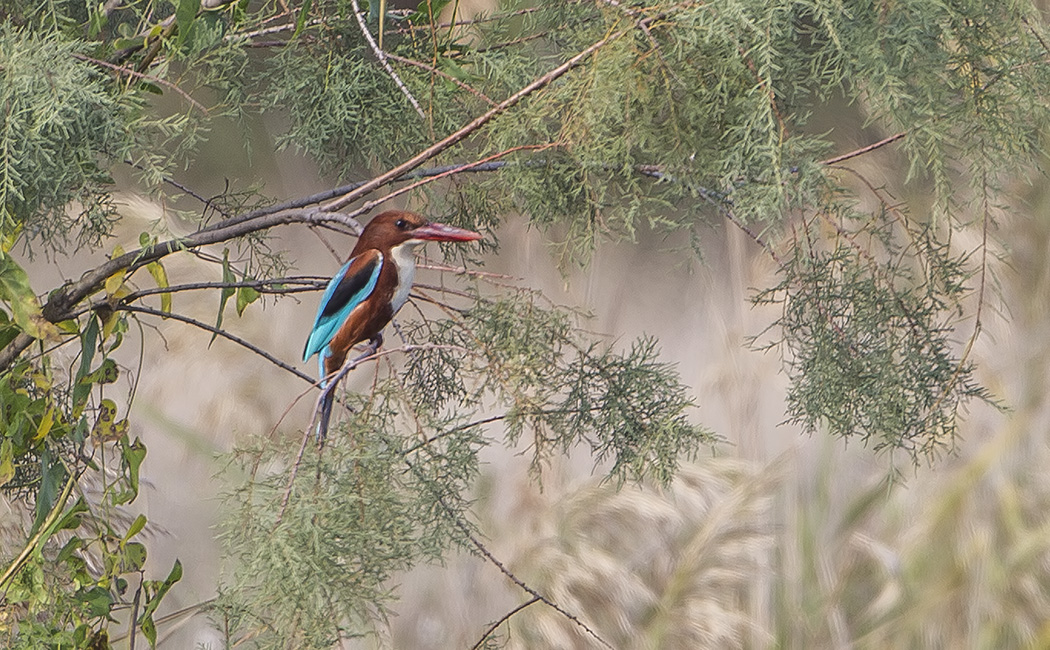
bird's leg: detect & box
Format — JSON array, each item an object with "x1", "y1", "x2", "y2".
[
  {"x1": 315, "y1": 334, "x2": 384, "y2": 444},
  {"x1": 351, "y1": 332, "x2": 383, "y2": 364}
]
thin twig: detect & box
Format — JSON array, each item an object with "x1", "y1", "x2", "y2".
[
  {"x1": 227, "y1": 17, "x2": 325, "y2": 41},
  {"x1": 118, "y1": 304, "x2": 314, "y2": 383},
  {"x1": 275, "y1": 342, "x2": 472, "y2": 525},
  {"x1": 119, "y1": 277, "x2": 324, "y2": 303},
  {"x1": 351, "y1": 143, "x2": 562, "y2": 216},
  {"x1": 417, "y1": 263, "x2": 522, "y2": 281},
  {"x1": 73, "y1": 53, "x2": 208, "y2": 114},
  {"x1": 0, "y1": 468, "x2": 79, "y2": 594},
  {"x1": 424, "y1": 480, "x2": 613, "y2": 649},
  {"x1": 0, "y1": 209, "x2": 360, "y2": 370},
  {"x1": 349, "y1": 0, "x2": 427, "y2": 120},
  {"x1": 819, "y1": 131, "x2": 907, "y2": 166},
  {"x1": 470, "y1": 597, "x2": 541, "y2": 650},
  {"x1": 385, "y1": 52, "x2": 498, "y2": 106}
]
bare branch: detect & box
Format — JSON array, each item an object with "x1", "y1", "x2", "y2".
[
  {"x1": 819, "y1": 131, "x2": 907, "y2": 166},
  {"x1": 417, "y1": 473, "x2": 613, "y2": 650},
  {"x1": 0, "y1": 209, "x2": 358, "y2": 370},
  {"x1": 471, "y1": 597, "x2": 541, "y2": 650},
  {"x1": 73, "y1": 54, "x2": 209, "y2": 115},
  {"x1": 118, "y1": 304, "x2": 314, "y2": 383},
  {"x1": 349, "y1": 0, "x2": 427, "y2": 120}
]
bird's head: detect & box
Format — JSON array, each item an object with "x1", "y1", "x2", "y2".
[{"x1": 353, "y1": 211, "x2": 482, "y2": 256}]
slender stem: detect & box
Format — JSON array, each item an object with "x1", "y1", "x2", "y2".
[
  {"x1": 385, "y1": 52, "x2": 498, "y2": 106},
  {"x1": 820, "y1": 132, "x2": 907, "y2": 166},
  {"x1": 73, "y1": 54, "x2": 208, "y2": 114},
  {"x1": 349, "y1": 0, "x2": 427, "y2": 120},
  {"x1": 470, "y1": 597, "x2": 541, "y2": 650},
  {"x1": 118, "y1": 304, "x2": 313, "y2": 383},
  {"x1": 0, "y1": 468, "x2": 78, "y2": 594}
]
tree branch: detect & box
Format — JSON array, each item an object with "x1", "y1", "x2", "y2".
[
  {"x1": 349, "y1": 0, "x2": 427, "y2": 120},
  {"x1": 0, "y1": 209, "x2": 358, "y2": 371},
  {"x1": 321, "y1": 27, "x2": 630, "y2": 212},
  {"x1": 73, "y1": 54, "x2": 208, "y2": 115},
  {"x1": 820, "y1": 131, "x2": 907, "y2": 166},
  {"x1": 118, "y1": 304, "x2": 314, "y2": 383},
  {"x1": 385, "y1": 52, "x2": 498, "y2": 107},
  {"x1": 470, "y1": 597, "x2": 541, "y2": 650}
]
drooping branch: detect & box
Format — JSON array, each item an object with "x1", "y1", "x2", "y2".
[
  {"x1": 0, "y1": 209, "x2": 359, "y2": 370},
  {"x1": 470, "y1": 597, "x2": 541, "y2": 650},
  {"x1": 119, "y1": 304, "x2": 314, "y2": 383}
]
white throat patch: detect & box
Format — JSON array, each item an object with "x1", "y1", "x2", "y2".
[{"x1": 389, "y1": 239, "x2": 424, "y2": 316}]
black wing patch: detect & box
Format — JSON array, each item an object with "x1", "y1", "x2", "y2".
[{"x1": 320, "y1": 252, "x2": 382, "y2": 319}]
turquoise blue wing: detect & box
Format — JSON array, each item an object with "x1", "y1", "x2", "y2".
[{"x1": 303, "y1": 249, "x2": 383, "y2": 363}]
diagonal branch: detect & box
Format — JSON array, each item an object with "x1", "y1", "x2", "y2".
[
  {"x1": 384, "y1": 52, "x2": 498, "y2": 107},
  {"x1": 321, "y1": 27, "x2": 629, "y2": 212},
  {"x1": 348, "y1": 0, "x2": 427, "y2": 120},
  {"x1": 423, "y1": 479, "x2": 613, "y2": 650},
  {"x1": 471, "y1": 597, "x2": 541, "y2": 650},
  {"x1": 119, "y1": 304, "x2": 313, "y2": 383}
]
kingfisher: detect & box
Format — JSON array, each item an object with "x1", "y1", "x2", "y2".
[{"x1": 303, "y1": 210, "x2": 482, "y2": 439}]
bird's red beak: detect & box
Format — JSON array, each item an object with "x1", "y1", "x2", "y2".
[{"x1": 410, "y1": 221, "x2": 483, "y2": 242}]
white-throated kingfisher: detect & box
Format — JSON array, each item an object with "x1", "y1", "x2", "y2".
[{"x1": 303, "y1": 210, "x2": 482, "y2": 439}]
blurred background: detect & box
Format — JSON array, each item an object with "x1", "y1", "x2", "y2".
[
  {"x1": 16, "y1": 2, "x2": 1050, "y2": 648},
  {"x1": 64, "y1": 120, "x2": 1048, "y2": 649}
]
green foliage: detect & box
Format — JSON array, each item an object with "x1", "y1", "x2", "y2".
[
  {"x1": 219, "y1": 292, "x2": 712, "y2": 644},
  {"x1": 219, "y1": 383, "x2": 484, "y2": 648},
  {"x1": 404, "y1": 292, "x2": 714, "y2": 482},
  {"x1": 0, "y1": 313, "x2": 179, "y2": 648},
  {"x1": 755, "y1": 214, "x2": 993, "y2": 460},
  {"x1": 0, "y1": 29, "x2": 130, "y2": 248},
  {"x1": 0, "y1": 0, "x2": 1048, "y2": 645}
]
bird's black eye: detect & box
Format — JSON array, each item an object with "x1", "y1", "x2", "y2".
[{"x1": 395, "y1": 218, "x2": 407, "y2": 229}]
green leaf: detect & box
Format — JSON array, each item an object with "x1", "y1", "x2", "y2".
[
  {"x1": 140, "y1": 615, "x2": 157, "y2": 647},
  {"x1": 175, "y1": 0, "x2": 201, "y2": 46},
  {"x1": 0, "y1": 253, "x2": 59, "y2": 342},
  {"x1": 211, "y1": 249, "x2": 235, "y2": 347},
  {"x1": 235, "y1": 284, "x2": 260, "y2": 317},
  {"x1": 31, "y1": 447, "x2": 66, "y2": 535},
  {"x1": 123, "y1": 541, "x2": 147, "y2": 572},
  {"x1": 90, "y1": 399, "x2": 128, "y2": 443},
  {"x1": 48, "y1": 498, "x2": 88, "y2": 535},
  {"x1": 408, "y1": 0, "x2": 453, "y2": 24},
  {"x1": 0, "y1": 310, "x2": 20, "y2": 350},
  {"x1": 112, "y1": 436, "x2": 146, "y2": 505},
  {"x1": 125, "y1": 513, "x2": 147, "y2": 541},
  {"x1": 293, "y1": 0, "x2": 313, "y2": 39},
  {"x1": 139, "y1": 559, "x2": 183, "y2": 647},
  {"x1": 82, "y1": 358, "x2": 119, "y2": 385},
  {"x1": 75, "y1": 586, "x2": 114, "y2": 618}
]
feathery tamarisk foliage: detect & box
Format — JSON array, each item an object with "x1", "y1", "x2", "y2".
[{"x1": 0, "y1": 0, "x2": 1047, "y2": 646}]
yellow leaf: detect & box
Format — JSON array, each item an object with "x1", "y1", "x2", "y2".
[
  {"x1": 55, "y1": 319, "x2": 80, "y2": 335},
  {"x1": 101, "y1": 310, "x2": 122, "y2": 342},
  {"x1": 91, "y1": 399, "x2": 127, "y2": 443},
  {"x1": 146, "y1": 261, "x2": 171, "y2": 313},
  {"x1": 105, "y1": 245, "x2": 127, "y2": 297},
  {"x1": 0, "y1": 440, "x2": 14, "y2": 488},
  {"x1": 0, "y1": 254, "x2": 61, "y2": 342},
  {"x1": 34, "y1": 407, "x2": 55, "y2": 441},
  {"x1": 30, "y1": 370, "x2": 51, "y2": 391}
]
